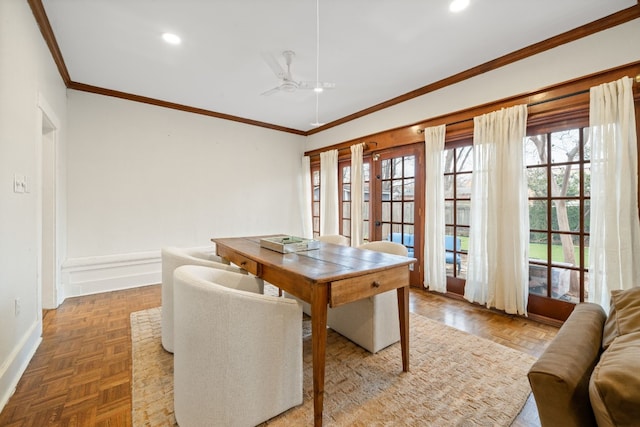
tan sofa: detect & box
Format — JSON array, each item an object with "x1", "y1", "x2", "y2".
[{"x1": 528, "y1": 287, "x2": 640, "y2": 427}]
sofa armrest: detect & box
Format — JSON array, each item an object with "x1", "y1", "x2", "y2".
[{"x1": 527, "y1": 303, "x2": 606, "y2": 427}]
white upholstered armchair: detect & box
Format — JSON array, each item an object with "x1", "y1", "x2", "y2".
[
  {"x1": 327, "y1": 241, "x2": 408, "y2": 353},
  {"x1": 316, "y1": 234, "x2": 350, "y2": 246},
  {"x1": 161, "y1": 246, "x2": 261, "y2": 353},
  {"x1": 173, "y1": 265, "x2": 303, "y2": 427}
]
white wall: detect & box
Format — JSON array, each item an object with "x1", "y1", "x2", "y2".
[
  {"x1": 62, "y1": 91, "x2": 306, "y2": 296},
  {"x1": 0, "y1": 0, "x2": 68, "y2": 411},
  {"x1": 306, "y1": 19, "x2": 640, "y2": 150}
]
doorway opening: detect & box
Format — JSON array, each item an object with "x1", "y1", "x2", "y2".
[{"x1": 38, "y1": 96, "x2": 60, "y2": 310}]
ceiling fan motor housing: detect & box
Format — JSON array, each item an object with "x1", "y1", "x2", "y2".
[{"x1": 280, "y1": 81, "x2": 298, "y2": 92}]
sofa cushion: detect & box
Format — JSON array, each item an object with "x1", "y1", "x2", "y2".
[
  {"x1": 602, "y1": 286, "x2": 640, "y2": 349},
  {"x1": 589, "y1": 331, "x2": 640, "y2": 427}
]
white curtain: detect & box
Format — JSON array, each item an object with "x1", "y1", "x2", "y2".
[
  {"x1": 588, "y1": 76, "x2": 640, "y2": 311},
  {"x1": 350, "y1": 143, "x2": 364, "y2": 247},
  {"x1": 300, "y1": 155, "x2": 313, "y2": 239},
  {"x1": 320, "y1": 149, "x2": 339, "y2": 236},
  {"x1": 424, "y1": 125, "x2": 447, "y2": 293},
  {"x1": 464, "y1": 104, "x2": 529, "y2": 315}
]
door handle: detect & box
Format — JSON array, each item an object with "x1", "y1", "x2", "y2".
[{"x1": 375, "y1": 221, "x2": 381, "y2": 227}]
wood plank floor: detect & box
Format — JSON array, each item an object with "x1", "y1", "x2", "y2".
[{"x1": 0, "y1": 285, "x2": 558, "y2": 426}]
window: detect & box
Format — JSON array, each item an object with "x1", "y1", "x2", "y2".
[
  {"x1": 442, "y1": 125, "x2": 591, "y2": 308},
  {"x1": 363, "y1": 161, "x2": 371, "y2": 242},
  {"x1": 311, "y1": 164, "x2": 320, "y2": 238},
  {"x1": 339, "y1": 162, "x2": 351, "y2": 242},
  {"x1": 443, "y1": 144, "x2": 472, "y2": 279},
  {"x1": 306, "y1": 63, "x2": 639, "y2": 320},
  {"x1": 526, "y1": 126, "x2": 590, "y2": 304},
  {"x1": 338, "y1": 159, "x2": 371, "y2": 244}
]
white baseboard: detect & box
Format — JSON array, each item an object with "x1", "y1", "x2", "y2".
[
  {"x1": 61, "y1": 250, "x2": 162, "y2": 298},
  {"x1": 0, "y1": 320, "x2": 42, "y2": 413},
  {"x1": 60, "y1": 245, "x2": 220, "y2": 299},
  {"x1": 1, "y1": 245, "x2": 220, "y2": 413}
]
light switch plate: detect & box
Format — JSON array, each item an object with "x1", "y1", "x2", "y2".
[{"x1": 13, "y1": 174, "x2": 26, "y2": 193}]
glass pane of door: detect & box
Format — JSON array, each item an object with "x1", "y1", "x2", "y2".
[{"x1": 371, "y1": 145, "x2": 423, "y2": 286}]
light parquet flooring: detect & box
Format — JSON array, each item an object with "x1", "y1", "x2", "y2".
[
  {"x1": 0, "y1": 286, "x2": 161, "y2": 427},
  {"x1": 0, "y1": 285, "x2": 558, "y2": 427}
]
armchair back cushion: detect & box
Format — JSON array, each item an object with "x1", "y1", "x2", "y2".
[
  {"x1": 390, "y1": 233, "x2": 414, "y2": 257},
  {"x1": 317, "y1": 234, "x2": 349, "y2": 246},
  {"x1": 161, "y1": 246, "x2": 254, "y2": 352},
  {"x1": 445, "y1": 235, "x2": 462, "y2": 271},
  {"x1": 173, "y1": 265, "x2": 302, "y2": 427}
]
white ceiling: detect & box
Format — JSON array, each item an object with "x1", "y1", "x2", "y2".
[{"x1": 41, "y1": 0, "x2": 636, "y2": 133}]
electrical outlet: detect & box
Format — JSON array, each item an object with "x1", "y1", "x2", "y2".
[{"x1": 15, "y1": 298, "x2": 21, "y2": 316}]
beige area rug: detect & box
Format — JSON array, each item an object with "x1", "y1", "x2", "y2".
[{"x1": 131, "y1": 307, "x2": 536, "y2": 427}]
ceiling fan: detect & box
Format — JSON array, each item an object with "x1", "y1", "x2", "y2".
[{"x1": 261, "y1": 50, "x2": 335, "y2": 96}]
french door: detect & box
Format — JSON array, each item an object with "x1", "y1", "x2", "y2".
[{"x1": 370, "y1": 144, "x2": 424, "y2": 286}]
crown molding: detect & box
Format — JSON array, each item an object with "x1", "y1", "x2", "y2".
[{"x1": 29, "y1": 1, "x2": 640, "y2": 136}]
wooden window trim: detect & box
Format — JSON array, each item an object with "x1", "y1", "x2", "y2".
[{"x1": 305, "y1": 62, "x2": 640, "y2": 159}]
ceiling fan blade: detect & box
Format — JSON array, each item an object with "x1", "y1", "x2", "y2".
[
  {"x1": 260, "y1": 86, "x2": 281, "y2": 96},
  {"x1": 261, "y1": 52, "x2": 286, "y2": 79},
  {"x1": 318, "y1": 82, "x2": 336, "y2": 90},
  {"x1": 297, "y1": 81, "x2": 336, "y2": 90}
]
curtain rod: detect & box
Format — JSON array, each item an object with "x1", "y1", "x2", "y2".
[
  {"x1": 415, "y1": 72, "x2": 640, "y2": 135},
  {"x1": 311, "y1": 140, "x2": 375, "y2": 157},
  {"x1": 416, "y1": 87, "x2": 592, "y2": 135},
  {"x1": 310, "y1": 71, "x2": 640, "y2": 154}
]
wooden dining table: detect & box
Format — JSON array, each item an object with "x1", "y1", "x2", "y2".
[{"x1": 212, "y1": 235, "x2": 415, "y2": 426}]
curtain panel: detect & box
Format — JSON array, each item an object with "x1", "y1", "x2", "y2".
[
  {"x1": 424, "y1": 125, "x2": 447, "y2": 293},
  {"x1": 320, "y1": 149, "x2": 339, "y2": 236},
  {"x1": 588, "y1": 76, "x2": 640, "y2": 311},
  {"x1": 464, "y1": 104, "x2": 529, "y2": 315},
  {"x1": 350, "y1": 143, "x2": 364, "y2": 247}
]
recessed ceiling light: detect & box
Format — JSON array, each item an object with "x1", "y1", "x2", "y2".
[
  {"x1": 449, "y1": 0, "x2": 469, "y2": 13},
  {"x1": 162, "y1": 33, "x2": 181, "y2": 45},
  {"x1": 313, "y1": 87, "x2": 324, "y2": 93}
]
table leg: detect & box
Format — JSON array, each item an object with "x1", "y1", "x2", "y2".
[
  {"x1": 397, "y1": 285, "x2": 410, "y2": 372},
  {"x1": 311, "y1": 284, "x2": 329, "y2": 427}
]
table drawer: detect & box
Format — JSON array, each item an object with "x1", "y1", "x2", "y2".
[
  {"x1": 217, "y1": 247, "x2": 259, "y2": 276},
  {"x1": 329, "y1": 267, "x2": 409, "y2": 307}
]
